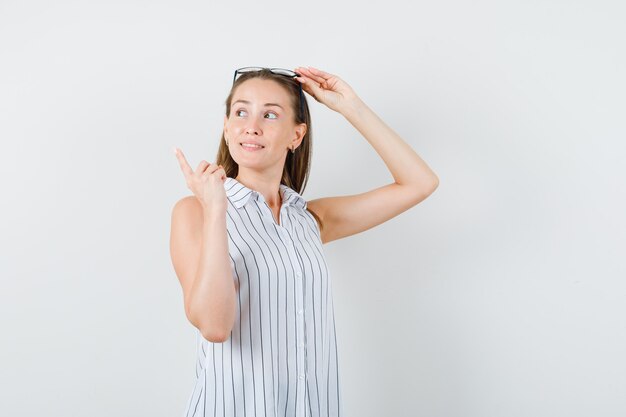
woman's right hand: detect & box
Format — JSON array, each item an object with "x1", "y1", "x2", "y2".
[{"x1": 174, "y1": 147, "x2": 227, "y2": 212}]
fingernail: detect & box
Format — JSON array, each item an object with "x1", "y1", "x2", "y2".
[{"x1": 172, "y1": 147, "x2": 178, "y2": 155}]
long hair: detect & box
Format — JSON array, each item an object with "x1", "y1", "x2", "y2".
[{"x1": 216, "y1": 69, "x2": 322, "y2": 230}]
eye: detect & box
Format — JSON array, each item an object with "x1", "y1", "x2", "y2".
[{"x1": 234, "y1": 109, "x2": 278, "y2": 119}]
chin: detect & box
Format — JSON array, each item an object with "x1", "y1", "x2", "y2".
[{"x1": 232, "y1": 157, "x2": 264, "y2": 169}]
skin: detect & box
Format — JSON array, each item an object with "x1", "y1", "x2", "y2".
[
  {"x1": 175, "y1": 65, "x2": 440, "y2": 244},
  {"x1": 223, "y1": 77, "x2": 307, "y2": 225},
  {"x1": 170, "y1": 66, "x2": 440, "y2": 340},
  {"x1": 293, "y1": 66, "x2": 440, "y2": 244}
]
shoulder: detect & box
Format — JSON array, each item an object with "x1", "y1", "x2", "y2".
[
  {"x1": 172, "y1": 195, "x2": 202, "y2": 213},
  {"x1": 171, "y1": 195, "x2": 203, "y2": 229}
]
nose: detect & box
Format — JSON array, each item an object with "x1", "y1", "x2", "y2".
[{"x1": 244, "y1": 118, "x2": 261, "y2": 136}]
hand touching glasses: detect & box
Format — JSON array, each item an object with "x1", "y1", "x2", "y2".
[{"x1": 294, "y1": 66, "x2": 360, "y2": 114}]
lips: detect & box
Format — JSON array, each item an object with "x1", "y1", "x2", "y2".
[{"x1": 240, "y1": 142, "x2": 265, "y2": 149}]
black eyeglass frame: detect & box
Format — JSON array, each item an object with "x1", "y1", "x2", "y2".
[{"x1": 232, "y1": 67, "x2": 305, "y2": 121}]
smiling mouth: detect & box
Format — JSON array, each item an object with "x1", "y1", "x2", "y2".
[{"x1": 240, "y1": 143, "x2": 265, "y2": 149}]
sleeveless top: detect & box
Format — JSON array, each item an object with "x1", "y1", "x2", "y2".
[{"x1": 182, "y1": 177, "x2": 343, "y2": 417}]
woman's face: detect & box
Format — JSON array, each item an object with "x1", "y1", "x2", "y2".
[{"x1": 224, "y1": 78, "x2": 306, "y2": 170}]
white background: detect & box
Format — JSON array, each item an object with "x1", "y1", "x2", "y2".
[{"x1": 1, "y1": 0, "x2": 625, "y2": 416}]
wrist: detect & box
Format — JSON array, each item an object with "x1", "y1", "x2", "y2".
[
  {"x1": 202, "y1": 205, "x2": 226, "y2": 221},
  {"x1": 340, "y1": 97, "x2": 367, "y2": 119}
]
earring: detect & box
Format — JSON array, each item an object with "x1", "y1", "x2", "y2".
[
  {"x1": 225, "y1": 137, "x2": 229, "y2": 146},
  {"x1": 291, "y1": 146, "x2": 295, "y2": 154}
]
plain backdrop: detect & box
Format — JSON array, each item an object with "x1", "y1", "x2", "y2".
[{"x1": 1, "y1": 0, "x2": 625, "y2": 416}]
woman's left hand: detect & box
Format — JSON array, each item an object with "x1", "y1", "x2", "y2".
[{"x1": 294, "y1": 66, "x2": 360, "y2": 114}]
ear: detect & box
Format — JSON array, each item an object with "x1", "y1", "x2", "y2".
[{"x1": 292, "y1": 122, "x2": 307, "y2": 149}]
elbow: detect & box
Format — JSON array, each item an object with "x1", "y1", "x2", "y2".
[
  {"x1": 201, "y1": 327, "x2": 231, "y2": 343},
  {"x1": 424, "y1": 175, "x2": 439, "y2": 195},
  {"x1": 186, "y1": 305, "x2": 232, "y2": 343},
  {"x1": 430, "y1": 176, "x2": 439, "y2": 192},
  {"x1": 185, "y1": 291, "x2": 236, "y2": 343},
  {"x1": 426, "y1": 171, "x2": 439, "y2": 188},
  {"x1": 411, "y1": 177, "x2": 439, "y2": 202}
]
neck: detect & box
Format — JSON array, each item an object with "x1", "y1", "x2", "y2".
[{"x1": 235, "y1": 171, "x2": 283, "y2": 208}]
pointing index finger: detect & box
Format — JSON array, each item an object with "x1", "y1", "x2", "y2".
[{"x1": 174, "y1": 147, "x2": 193, "y2": 178}]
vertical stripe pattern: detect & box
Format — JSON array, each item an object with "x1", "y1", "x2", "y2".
[{"x1": 182, "y1": 177, "x2": 343, "y2": 417}]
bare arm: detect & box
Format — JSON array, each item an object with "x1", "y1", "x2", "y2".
[
  {"x1": 170, "y1": 196, "x2": 236, "y2": 343},
  {"x1": 307, "y1": 98, "x2": 439, "y2": 244}
]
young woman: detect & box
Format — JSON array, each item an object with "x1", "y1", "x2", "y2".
[{"x1": 170, "y1": 66, "x2": 439, "y2": 417}]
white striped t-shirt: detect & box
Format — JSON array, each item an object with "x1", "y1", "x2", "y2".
[{"x1": 182, "y1": 176, "x2": 343, "y2": 417}]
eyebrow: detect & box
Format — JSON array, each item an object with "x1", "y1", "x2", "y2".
[{"x1": 231, "y1": 99, "x2": 285, "y2": 111}]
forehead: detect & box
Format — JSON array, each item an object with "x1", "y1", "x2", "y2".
[{"x1": 232, "y1": 78, "x2": 291, "y2": 106}]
